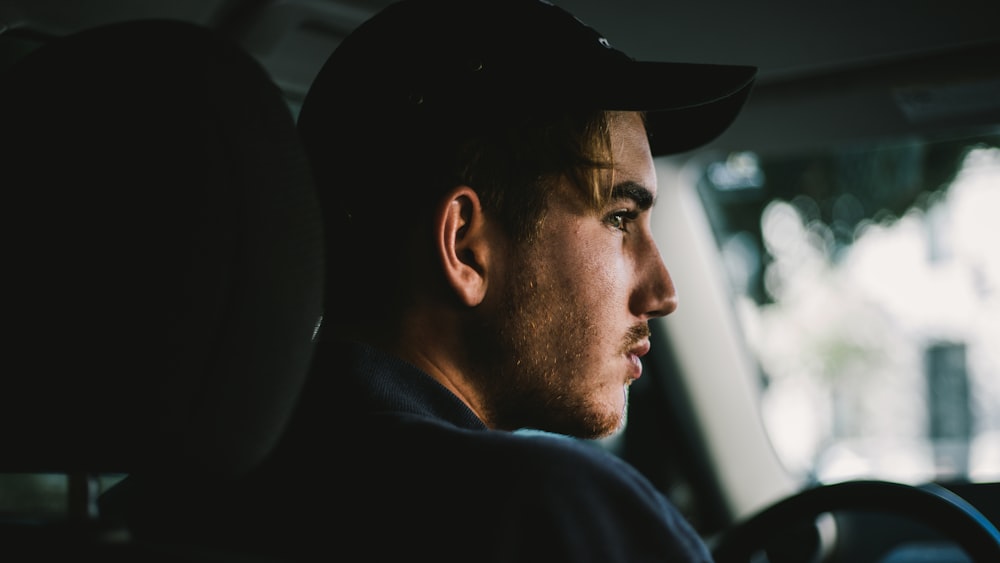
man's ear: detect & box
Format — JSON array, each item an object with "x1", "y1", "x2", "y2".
[{"x1": 436, "y1": 186, "x2": 493, "y2": 307}]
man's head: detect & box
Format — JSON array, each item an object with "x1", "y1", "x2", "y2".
[{"x1": 298, "y1": 0, "x2": 755, "y2": 436}]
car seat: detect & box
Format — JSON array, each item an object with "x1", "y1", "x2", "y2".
[{"x1": 0, "y1": 18, "x2": 324, "y2": 560}]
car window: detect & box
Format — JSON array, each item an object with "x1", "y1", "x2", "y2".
[{"x1": 694, "y1": 130, "x2": 1000, "y2": 486}]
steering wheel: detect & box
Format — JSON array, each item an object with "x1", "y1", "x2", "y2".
[{"x1": 710, "y1": 480, "x2": 1000, "y2": 563}]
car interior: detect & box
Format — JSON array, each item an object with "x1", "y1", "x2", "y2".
[
  {"x1": 1, "y1": 14, "x2": 325, "y2": 560},
  {"x1": 2, "y1": 0, "x2": 998, "y2": 561}
]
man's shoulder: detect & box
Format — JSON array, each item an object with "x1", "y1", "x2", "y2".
[
  {"x1": 376, "y1": 419, "x2": 711, "y2": 561},
  {"x1": 312, "y1": 413, "x2": 713, "y2": 562},
  {"x1": 374, "y1": 414, "x2": 663, "y2": 499}
]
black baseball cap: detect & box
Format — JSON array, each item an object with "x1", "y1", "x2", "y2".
[{"x1": 298, "y1": 0, "x2": 757, "y2": 156}]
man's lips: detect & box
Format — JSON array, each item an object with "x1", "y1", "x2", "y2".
[
  {"x1": 627, "y1": 340, "x2": 651, "y2": 379},
  {"x1": 631, "y1": 340, "x2": 651, "y2": 358}
]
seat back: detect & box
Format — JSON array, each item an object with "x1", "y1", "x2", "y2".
[{"x1": 0, "y1": 18, "x2": 324, "y2": 557}]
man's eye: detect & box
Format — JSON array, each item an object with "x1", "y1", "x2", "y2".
[{"x1": 607, "y1": 210, "x2": 638, "y2": 232}]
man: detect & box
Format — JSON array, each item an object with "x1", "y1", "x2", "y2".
[{"x1": 265, "y1": 0, "x2": 756, "y2": 560}]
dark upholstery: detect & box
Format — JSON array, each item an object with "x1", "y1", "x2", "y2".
[{"x1": 0, "y1": 14, "x2": 323, "y2": 537}]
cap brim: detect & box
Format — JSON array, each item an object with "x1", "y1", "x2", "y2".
[{"x1": 607, "y1": 61, "x2": 758, "y2": 156}]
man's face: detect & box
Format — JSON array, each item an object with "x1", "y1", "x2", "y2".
[{"x1": 484, "y1": 112, "x2": 677, "y2": 438}]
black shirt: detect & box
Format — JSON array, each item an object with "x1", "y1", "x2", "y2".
[
  {"x1": 114, "y1": 338, "x2": 714, "y2": 562},
  {"x1": 263, "y1": 338, "x2": 714, "y2": 562}
]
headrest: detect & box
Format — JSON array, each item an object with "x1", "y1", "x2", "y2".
[{"x1": 0, "y1": 19, "x2": 324, "y2": 477}]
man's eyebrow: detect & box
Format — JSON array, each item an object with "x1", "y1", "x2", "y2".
[{"x1": 610, "y1": 181, "x2": 655, "y2": 210}]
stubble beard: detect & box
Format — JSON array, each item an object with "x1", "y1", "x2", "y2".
[{"x1": 469, "y1": 249, "x2": 628, "y2": 439}]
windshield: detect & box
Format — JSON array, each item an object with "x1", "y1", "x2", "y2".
[{"x1": 695, "y1": 130, "x2": 1000, "y2": 486}]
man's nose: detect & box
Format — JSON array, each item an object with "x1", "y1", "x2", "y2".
[{"x1": 631, "y1": 238, "x2": 677, "y2": 320}]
